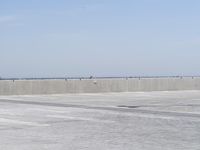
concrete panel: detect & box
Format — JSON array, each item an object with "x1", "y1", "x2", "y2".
[{"x1": 0, "y1": 77, "x2": 200, "y2": 95}]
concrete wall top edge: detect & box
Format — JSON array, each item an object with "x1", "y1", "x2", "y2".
[{"x1": 1, "y1": 77, "x2": 200, "y2": 82}]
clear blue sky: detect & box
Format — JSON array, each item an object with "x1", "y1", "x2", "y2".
[{"x1": 0, "y1": 0, "x2": 200, "y2": 78}]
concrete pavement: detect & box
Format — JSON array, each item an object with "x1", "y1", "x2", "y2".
[{"x1": 0, "y1": 91, "x2": 200, "y2": 149}]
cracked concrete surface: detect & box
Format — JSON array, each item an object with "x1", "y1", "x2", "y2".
[{"x1": 0, "y1": 91, "x2": 200, "y2": 150}]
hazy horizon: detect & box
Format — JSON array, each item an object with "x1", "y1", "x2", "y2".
[{"x1": 1, "y1": 0, "x2": 200, "y2": 78}]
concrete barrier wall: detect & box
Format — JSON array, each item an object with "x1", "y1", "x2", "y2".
[{"x1": 0, "y1": 77, "x2": 200, "y2": 95}]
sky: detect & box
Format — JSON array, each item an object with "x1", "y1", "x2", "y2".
[{"x1": 0, "y1": 0, "x2": 200, "y2": 78}]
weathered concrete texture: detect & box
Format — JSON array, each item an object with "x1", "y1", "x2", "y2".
[
  {"x1": 1, "y1": 91, "x2": 200, "y2": 150},
  {"x1": 0, "y1": 77, "x2": 200, "y2": 95}
]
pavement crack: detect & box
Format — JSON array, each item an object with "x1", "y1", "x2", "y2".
[{"x1": 1, "y1": 99, "x2": 200, "y2": 120}]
